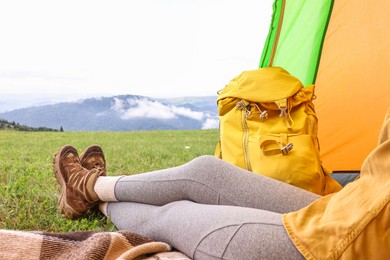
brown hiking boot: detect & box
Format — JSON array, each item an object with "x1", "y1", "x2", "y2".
[
  {"x1": 53, "y1": 145, "x2": 105, "y2": 219},
  {"x1": 79, "y1": 144, "x2": 106, "y2": 172}
]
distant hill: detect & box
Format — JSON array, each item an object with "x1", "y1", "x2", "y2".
[
  {"x1": 0, "y1": 95, "x2": 219, "y2": 131},
  {"x1": 0, "y1": 119, "x2": 61, "y2": 132}
]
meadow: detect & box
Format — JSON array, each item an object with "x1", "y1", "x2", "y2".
[{"x1": 0, "y1": 129, "x2": 218, "y2": 232}]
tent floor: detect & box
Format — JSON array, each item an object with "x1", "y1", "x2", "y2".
[{"x1": 331, "y1": 173, "x2": 360, "y2": 187}]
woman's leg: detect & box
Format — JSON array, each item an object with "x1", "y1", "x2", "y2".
[
  {"x1": 53, "y1": 145, "x2": 318, "y2": 218},
  {"x1": 104, "y1": 200, "x2": 304, "y2": 260},
  {"x1": 96, "y1": 155, "x2": 319, "y2": 214}
]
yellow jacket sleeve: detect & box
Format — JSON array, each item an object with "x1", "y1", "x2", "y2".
[{"x1": 283, "y1": 108, "x2": 390, "y2": 259}]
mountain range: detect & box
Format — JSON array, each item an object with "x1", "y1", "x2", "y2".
[{"x1": 0, "y1": 95, "x2": 219, "y2": 131}]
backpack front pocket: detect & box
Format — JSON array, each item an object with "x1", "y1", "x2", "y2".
[{"x1": 248, "y1": 134, "x2": 325, "y2": 194}]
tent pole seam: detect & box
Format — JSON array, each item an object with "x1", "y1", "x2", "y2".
[
  {"x1": 268, "y1": 0, "x2": 286, "y2": 66},
  {"x1": 312, "y1": 0, "x2": 335, "y2": 83}
]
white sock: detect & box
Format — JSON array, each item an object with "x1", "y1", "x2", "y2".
[
  {"x1": 99, "y1": 203, "x2": 108, "y2": 216},
  {"x1": 94, "y1": 176, "x2": 123, "y2": 202}
]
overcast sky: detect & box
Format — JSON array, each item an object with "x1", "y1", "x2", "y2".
[{"x1": 0, "y1": 0, "x2": 273, "y2": 106}]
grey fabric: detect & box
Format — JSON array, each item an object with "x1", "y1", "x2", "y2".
[
  {"x1": 114, "y1": 155, "x2": 320, "y2": 214},
  {"x1": 107, "y1": 201, "x2": 304, "y2": 260},
  {"x1": 108, "y1": 155, "x2": 319, "y2": 259},
  {"x1": 331, "y1": 173, "x2": 360, "y2": 187}
]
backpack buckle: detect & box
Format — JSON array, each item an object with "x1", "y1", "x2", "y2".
[
  {"x1": 235, "y1": 100, "x2": 246, "y2": 110},
  {"x1": 260, "y1": 110, "x2": 268, "y2": 119},
  {"x1": 279, "y1": 107, "x2": 287, "y2": 117},
  {"x1": 281, "y1": 143, "x2": 293, "y2": 155}
]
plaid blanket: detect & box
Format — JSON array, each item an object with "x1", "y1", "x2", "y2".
[{"x1": 0, "y1": 229, "x2": 189, "y2": 260}]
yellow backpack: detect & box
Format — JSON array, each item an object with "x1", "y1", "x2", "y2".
[{"x1": 215, "y1": 67, "x2": 342, "y2": 195}]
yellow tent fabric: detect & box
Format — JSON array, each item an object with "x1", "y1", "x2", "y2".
[{"x1": 315, "y1": 0, "x2": 390, "y2": 171}]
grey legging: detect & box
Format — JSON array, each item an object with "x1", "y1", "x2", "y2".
[{"x1": 105, "y1": 155, "x2": 320, "y2": 259}]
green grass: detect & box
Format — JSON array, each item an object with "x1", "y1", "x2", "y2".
[{"x1": 0, "y1": 129, "x2": 218, "y2": 232}]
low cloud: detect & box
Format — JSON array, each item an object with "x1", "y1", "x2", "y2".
[
  {"x1": 112, "y1": 97, "x2": 206, "y2": 121},
  {"x1": 201, "y1": 118, "x2": 219, "y2": 129},
  {"x1": 170, "y1": 106, "x2": 204, "y2": 121}
]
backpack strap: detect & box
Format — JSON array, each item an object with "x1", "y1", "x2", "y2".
[
  {"x1": 214, "y1": 140, "x2": 222, "y2": 158},
  {"x1": 275, "y1": 98, "x2": 294, "y2": 129},
  {"x1": 260, "y1": 140, "x2": 293, "y2": 156}
]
